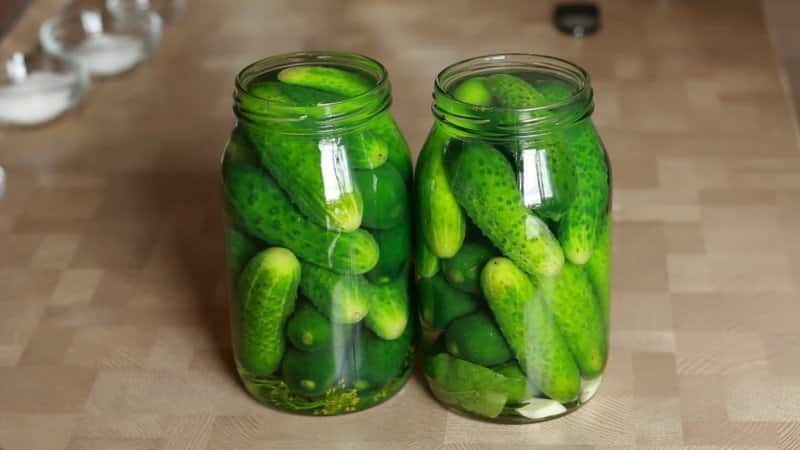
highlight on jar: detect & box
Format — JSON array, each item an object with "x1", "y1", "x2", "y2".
[
  {"x1": 221, "y1": 52, "x2": 414, "y2": 416},
  {"x1": 416, "y1": 53, "x2": 611, "y2": 423}
]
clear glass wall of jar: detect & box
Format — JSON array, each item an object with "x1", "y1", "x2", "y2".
[
  {"x1": 222, "y1": 52, "x2": 414, "y2": 415},
  {"x1": 416, "y1": 54, "x2": 611, "y2": 423}
]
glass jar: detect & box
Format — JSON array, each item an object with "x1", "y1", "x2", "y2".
[
  {"x1": 416, "y1": 54, "x2": 611, "y2": 422},
  {"x1": 222, "y1": 52, "x2": 414, "y2": 415}
]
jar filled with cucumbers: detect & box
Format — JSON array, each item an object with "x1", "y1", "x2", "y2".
[
  {"x1": 417, "y1": 54, "x2": 610, "y2": 422},
  {"x1": 222, "y1": 52, "x2": 414, "y2": 415}
]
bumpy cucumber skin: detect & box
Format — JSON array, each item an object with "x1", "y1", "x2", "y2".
[
  {"x1": 445, "y1": 312, "x2": 512, "y2": 367},
  {"x1": 453, "y1": 77, "x2": 492, "y2": 106},
  {"x1": 299, "y1": 265, "x2": 370, "y2": 324},
  {"x1": 557, "y1": 122, "x2": 609, "y2": 264},
  {"x1": 286, "y1": 301, "x2": 333, "y2": 352},
  {"x1": 417, "y1": 125, "x2": 466, "y2": 258},
  {"x1": 481, "y1": 257, "x2": 581, "y2": 403},
  {"x1": 342, "y1": 131, "x2": 389, "y2": 170},
  {"x1": 364, "y1": 275, "x2": 409, "y2": 340},
  {"x1": 235, "y1": 248, "x2": 301, "y2": 377},
  {"x1": 486, "y1": 73, "x2": 549, "y2": 107},
  {"x1": 225, "y1": 127, "x2": 260, "y2": 166},
  {"x1": 535, "y1": 79, "x2": 575, "y2": 102},
  {"x1": 448, "y1": 141, "x2": 564, "y2": 277},
  {"x1": 512, "y1": 139, "x2": 577, "y2": 221},
  {"x1": 281, "y1": 347, "x2": 338, "y2": 396},
  {"x1": 250, "y1": 129, "x2": 363, "y2": 232},
  {"x1": 350, "y1": 324, "x2": 412, "y2": 389},
  {"x1": 418, "y1": 274, "x2": 479, "y2": 329},
  {"x1": 223, "y1": 162, "x2": 378, "y2": 274},
  {"x1": 442, "y1": 240, "x2": 497, "y2": 294},
  {"x1": 370, "y1": 113, "x2": 413, "y2": 183},
  {"x1": 278, "y1": 66, "x2": 372, "y2": 97},
  {"x1": 492, "y1": 361, "x2": 540, "y2": 403},
  {"x1": 543, "y1": 262, "x2": 607, "y2": 378},
  {"x1": 224, "y1": 226, "x2": 262, "y2": 279},
  {"x1": 414, "y1": 210, "x2": 440, "y2": 278},
  {"x1": 586, "y1": 218, "x2": 611, "y2": 324},
  {"x1": 353, "y1": 164, "x2": 408, "y2": 230},
  {"x1": 367, "y1": 219, "x2": 411, "y2": 284}
]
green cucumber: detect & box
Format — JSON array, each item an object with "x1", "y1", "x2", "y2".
[
  {"x1": 542, "y1": 262, "x2": 607, "y2": 378},
  {"x1": 586, "y1": 217, "x2": 611, "y2": 324},
  {"x1": 493, "y1": 361, "x2": 540, "y2": 403},
  {"x1": 342, "y1": 131, "x2": 388, "y2": 170},
  {"x1": 367, "y1": 220, "x2": 411, "y2": 284},
  {"x1": 281, "y1": 347, "x2": 338, "y2": 396},
  {"x1": 349, "y1": 324, "x2": 412, "y2": 389},
  {"x1": 223, "y1": 162, "x2": 378, "y2": 274},
  {"x1": 447, "y1": 141, "x2": 564, "y2": 277},
  {"x1": 418, "y1": 274, "x2": 480, "y2": 329},
  {"x1": 353, "y1": 164, "x2": 408, "y2": 230},
  {"x1": 235, "y1": 247, "x2": 301, "y2": 376},
  {"x1": 370, "y1": 113, "x2": 413, "y2": 183},
  {"x1": 417, "y1": 125, "x2": 466, "y2": 258},
  {"x1": 225, "y1": 127, "x2": 260, "y2": 166},
  {"x1": 485, "y1": 73, "x2": 549, "y2": 107},
  {"x1": 445, "y1": 312, "x2": 512, "y2": 366},
  {"x1": 278, "y1": 66, "x2": 372, "y2": 97},
  {"x1": 535, "y1": 79, "x2": 575, "y2": 102},
  {"x1": 453, "y1": 77, "x2": 492, "y2": 106},
  {"x1": 441, "y1": 240, "x2": 497, "y2": 294},
  {"x1": 481, "y1": 257, "x2": 580, "y2": 403},
  {"x1": 557, "y1": 122, "x2": 609, "y2": 264},
  {"x1": 414, "y1": 211, "x2": 440, "y2": 278},
  {"x1": 224, "y1": 226, "x2": 262, "y2": 279},
  {"x1": 364, "y1": 275, "x2": 409, "y2": 340},
  {"x1": 250, "y1": 130, "x2": 363, "y2": 232},
  {"x1": 286, "y1": 301, "x2": 333, "y2": 352},
  {"x1": 512, "y1": 139, "x2": 577, "y2": 221},
  {"x1": 299, "y1": 264, "x2": 370, "y2": 324},
  {"x1": 244, "y1": 82, "x2": 292, "y2": 107},
  {"x1": 279, "y1": 83, "x2": 344, "y2": 105}
]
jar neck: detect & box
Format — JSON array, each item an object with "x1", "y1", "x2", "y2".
[
  {"x1": 432, "y1": 53, "x2": 594, "y2": 139},
  {"x1": 233, "y1": 52, "x2": 391, "y2": 134}
]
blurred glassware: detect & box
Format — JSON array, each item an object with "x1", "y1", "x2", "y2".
[
  {"x1": 107, "y1": 0, "x2": 186, "y2": 25},
  {"x1": 40, "y1": 6, "x2": 162, "y2": 78},
  {"x1": 0, "y1": 50, "x2": 89, "y2": 127},
  {"x1": 0, "y1": 165, "x2": 5, "y2": 199}
]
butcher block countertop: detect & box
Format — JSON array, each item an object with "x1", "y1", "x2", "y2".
[{"x1": 2, "y1": 0, "x2": 800, "y2": 448}]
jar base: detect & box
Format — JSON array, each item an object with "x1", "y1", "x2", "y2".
[{"x1": 239, "y1": 362, "x2": 414, "y2": 416}]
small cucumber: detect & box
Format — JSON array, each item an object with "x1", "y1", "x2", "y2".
[
  {"x1": 367, "y1": 219, "x2": 411, "y2": 284},
  {"x1": 542, "y1": 262, "x2": 607, "y2": 378},
  {"x1": 223, "y1": 162, "x2": 378, "y2": 274},
  {"x1": 342, "y1": 131, "x2": 388, "y2": 170},
  {"x1": 445, "y1": 312, "x2": 512, "y2": 367},
  {"x1": 485, "y1": 73, "x2": 549, "y2": 107},
  {"x1": 512, "y1": 140, "x2": 577, "y2": 221},
  {"x1": 370, "y1": 113, "x2": 413, "y2": 183},
  {"x1": 278, "y1": 65, "x2": 372, "y2": 97},
  {"x1": 299, "y1": 265, "x2": 370, "y2": 324},
  {"x1": 453, "y1": 77, "x2": 493, "y2": 106},
  {"x1": 414, "y1": 210, "x2": 440, "y2": 278},
  {"x1": 281, "y1": 347, "x2": 338, "y2": 396},
  {"x1": 447, "y1": 141, "x2": 564, "y2": 277},
  {"x1": 481, "y1": 257, "x2": 580, "y2": 403},
  {"x1": 224, "y1": 226, "x2": 262, "y2": 279},
  {"x1": 492, "y1": 361, "x2": 540, "y2": 403},
  {"x1": 586, "y1": 217, "x2": 611, "y2": 324},
  {"x1": 442, "y1": 239, "x2": 497, "y2": 294},
  {"x1": 251, "y1": 130, "x2": 363, "y2": 232},
  {"x1": 235, "y1": 248, "x2": 301, "y2": 376},
  {"x1": 364, "y1": 274, "x2": 410, "y2": 340},
  {"x1": 417, "y1": 125, "x2": 466, "y2": 258},
  {"x1": 418, "y1": 274, "x2": 480, "y2": 329},
  {"x1": 349, "y1": 324, "x2": 412, "y2": 389},
  {"x1": 286, "y1": 301, "x2": 333, "y2": 352},
  {"x1": 557, "y1": 123, "x2": 609, "y2": 264},
  {"x1": 225, "y1": 127, "x2": 260, "y2": 166},
  {"x1": 353, "y1": 164, "x2": 408, "y2": 230}
]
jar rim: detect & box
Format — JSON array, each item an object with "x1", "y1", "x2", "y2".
[
  {"x1": 234, "y1": 51, "x2": 391, "y2": 130},
  {"x1": 432, "y1": 53, "x2": 594, "y2": 136}
]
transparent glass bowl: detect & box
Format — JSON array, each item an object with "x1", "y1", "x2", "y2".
[
  {"x1": 40, "y1": 7, "x2": 162, "y2": 78},
  {"x1": 0, "y1": 51, "x2": 89, "y2": 127},
  {"x1": 107, "y1": 0, "x2": 186, "y2": 25}
]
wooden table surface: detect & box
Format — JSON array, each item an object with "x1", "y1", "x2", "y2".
[{"x1": 2, "y1": 0, "x2": 800, "y2": 448}]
